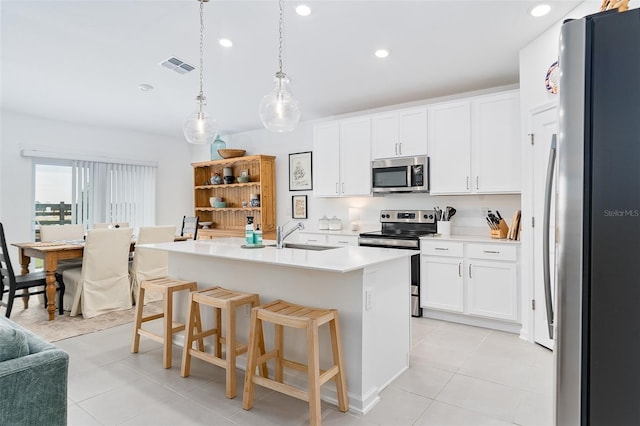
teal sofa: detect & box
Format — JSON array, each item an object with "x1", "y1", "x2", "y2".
[{"x1": 0, "y1": 316, "x2": 69, "y2": 425}]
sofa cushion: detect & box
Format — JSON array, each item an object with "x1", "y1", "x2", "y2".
[{"x1": 0, "y1": 325, "x2": 29, "y2": 362}]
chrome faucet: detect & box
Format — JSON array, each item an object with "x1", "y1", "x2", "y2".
[{"x1": 275, "y1": 221, "x2": 305, "y2": 248}]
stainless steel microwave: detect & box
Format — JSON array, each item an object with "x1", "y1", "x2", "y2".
[{"x1": 371, "y1": 156, "x2": 429, "y2": 193}]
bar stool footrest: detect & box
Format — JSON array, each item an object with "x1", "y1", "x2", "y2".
[{"x1": 253, "y1": 376, "x2": 310, "y2": 402}]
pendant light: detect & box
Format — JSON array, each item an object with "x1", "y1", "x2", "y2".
[
  {"x1": 259, "y1": 0, "x2": 301, "y2": 132},
  {"x1": 183, "y1": 0, "x2": 218, "y2": 145}
]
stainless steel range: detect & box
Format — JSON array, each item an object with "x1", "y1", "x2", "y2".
[{"x1": 359, "y1": 210, "x2": 437, "y2": 317}]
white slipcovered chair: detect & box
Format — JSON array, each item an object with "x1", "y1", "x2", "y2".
[
  {"x1": 62, "y1": 227, "x2": 133, "y2": 318},
  {"x1": 130, "y1": 225, "x2": 176, "y2": 305},
  {"x1": 93, "y1": 222, "x2": 129, "y2": 229},
  {"x1": 39, "y1": 224, "x2": 84, "y2": 241}
]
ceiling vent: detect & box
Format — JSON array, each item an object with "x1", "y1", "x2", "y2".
[{"x1": 159, "y1": 56, "x2": 196, "y2": 75}]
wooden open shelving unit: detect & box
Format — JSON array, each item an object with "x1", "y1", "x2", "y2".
[{"x1": 192, "y1": 155, "x2": 276, "y2": 240}]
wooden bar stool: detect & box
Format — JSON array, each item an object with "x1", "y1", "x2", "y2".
[
  {"x1": 131, "y1": 277, "x2": 199, "y2": 369},
  {"x1": 181, "y1": 286, "x2": 266, "y2": 399},
  {"x1": 243, "y1": 300, "x2": 349, "y2": 426}
]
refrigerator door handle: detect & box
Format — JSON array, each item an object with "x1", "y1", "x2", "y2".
[{"x1": 543, "y1": 134, "x2": 557, "y2": 340}]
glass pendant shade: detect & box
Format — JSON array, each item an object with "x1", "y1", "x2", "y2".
[
  {"x1": 183, "y1": 97, "x2": 218, "y2": 145},
  {"x1": 259, "y1": 73, "x2": 300, "y2": 133}
]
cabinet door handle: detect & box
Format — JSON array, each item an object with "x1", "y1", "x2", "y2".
[
  {"x1": 469, "y1": 264, "x2": 473, "y2": 278},
  {"x1": 466, "y1": 176, "x2": 470, "y2": 190},
  {"x1": 394, "y1": 143, "x2": 398, "y2": 155},
  {"x1": 338, "y1": 240, "x2": 349, "y2": 244},
  {"x1": 476, "y1": 176, "x2": 479, "y2": 190},
  {"x1": 335, "y1": 183, "x2": 339, "y2": 194},
  {"x1": 398, "y1": 142, "x2": 402, "y2": 155},
  {"x1": 434, "y1": 247, "x2": 449, "y2": 251},
  {"x1": 483, "y1": 250, "x2": 500, "y2": 254},
  {"x1": 307, "y1": 239, "x2": 319, "y2": 242},
  {"x1": 342, "y1": 182, "x2": 345, "y2": 193},
  {"x1": 458, "y1": 262, "x2": 462, "y2": 277}
]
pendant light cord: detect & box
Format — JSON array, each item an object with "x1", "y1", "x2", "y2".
[
  {"x1": 199, "y1": 0, "x2": 205, "y2": 100},
  {"x1": 277, "y1": 0, "x2": 284, "y2": 76}
]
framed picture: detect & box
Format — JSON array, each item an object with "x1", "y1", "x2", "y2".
[
  {"x1": 292, "y1": 195, "x2": 308, "y2": 219},
  {"x1": 289, "y1": 151, "x2": 313, "y2": 191}
]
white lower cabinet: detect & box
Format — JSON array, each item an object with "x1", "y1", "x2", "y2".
[
  {"x1": 421, "y1": 256, "x2": 464, "y2": 312},
  {"x1": 296, "y1": 233, "x2": 359, "y2": 247},
  {"x1": 467, "y1": 260, "x2": 518, "y2": 321},
  {"x1": 326, "y1": 235, "x2": 358, "y2": 246},
  {"x1": 420, "y1": 240, "x2": 520, "y2": 326},
  {"x1": 297, "y1": 233, "x2": 327, "y2": 245}
]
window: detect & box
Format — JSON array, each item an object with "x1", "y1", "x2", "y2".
[{"x1": 33, "y1": 158, "x2": 156, "y2": 232}]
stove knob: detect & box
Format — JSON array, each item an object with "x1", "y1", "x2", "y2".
[
  {"x1": 380, "y1": 214, "x2": 385, "y2": 219},
  {"x1": 429, "y1": 214, "x2": 433, "y2": 219}
]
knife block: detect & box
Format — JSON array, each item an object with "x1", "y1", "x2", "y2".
[{"x1": 490, "y1": 219, "x2": 509, "y2": 239}]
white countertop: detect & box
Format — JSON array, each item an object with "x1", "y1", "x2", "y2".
[
  {"x1": 420, "y1": 234, "x2": 521, "y2": 244},
  {"x1": 142, "y1": 237, "x2": 413, "y2": 273}
]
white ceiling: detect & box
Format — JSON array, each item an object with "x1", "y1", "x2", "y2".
[{"x1": 1, "y1": 0, "x2": 584, "y2": 139}]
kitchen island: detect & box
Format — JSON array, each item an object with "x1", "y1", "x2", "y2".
[{"x1": 142, "y1": 237, "x2": 412, "y2": 413}]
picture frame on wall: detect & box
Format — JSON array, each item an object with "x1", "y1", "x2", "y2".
[
  {"x1": 292, "y1": 195, "x2": 308, "y2": 219},
  {"x1": 289, "y1": 151, "x2": 313, "y2": 191}
]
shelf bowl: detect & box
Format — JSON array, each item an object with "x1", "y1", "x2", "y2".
[
  {"x1": 218, "y1": 149, "x2": 246, "y2": 159},
  {"x1": 213, "y1": 201, "x2": 227, "y2": 208},
  {"x1": 199, "y1": 221, "x2": 213, "y2": 229}
]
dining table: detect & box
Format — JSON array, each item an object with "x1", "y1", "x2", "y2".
[{"x1": 12, "y1": 236, "x2": 190, "y2": 320}]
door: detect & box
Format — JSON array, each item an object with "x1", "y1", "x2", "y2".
[
  {"x1": 313, "y1": 122, "x2": 340, "y2": 197},
  {"x1": 420, "y1": 256, "x2": 464, "y2": 312},
  {"x1": 340, "y1": 117, "x2": 371, "y2": 196},
  {"x1": 467, "y1": 260, "x2": 519, "y2": 321},
  {"x1": 531, "y1": 103, "x2": 558, "y2": 350},
  {"x1": 472, "y1": 91, "x2": 521, "y2": 193},
  {"x1": 371, "y1": 112, "x2": 398, "y2": 159},
  {"x1": 398, "y1": 107, "x2": 427, "y2": 157},
  {"x1": 428, "y1": 101, "x2": 471, "y2": 194}
]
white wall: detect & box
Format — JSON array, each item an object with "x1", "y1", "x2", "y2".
[
  {"x1": 518, "y1": 0, "x2": 601, "y2": 341},
  {"x1": 0, "y1": 110, "x2": 193, "y2": 265},
  {"x1": 220, "y1": 87, "x2": 522, "y2": 236}
]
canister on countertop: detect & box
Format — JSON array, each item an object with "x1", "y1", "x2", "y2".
[
  {"x1": 318, "y1": 216, "x2": 330, "y2": 230},
  {"x1": 329, "y1": 216, "x2": 342, "y2": 230}
]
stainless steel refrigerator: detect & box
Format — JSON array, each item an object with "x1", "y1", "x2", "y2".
[{"x1": 556, "y1": 8, "x2": 640, "y2": 425}]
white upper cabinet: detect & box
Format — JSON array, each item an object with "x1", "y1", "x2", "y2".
[
  {"x1": 371, "y1": 107, "x2": 427, "y2": 159},
  {"x1": 313, "y1": 117, "x2": 371, "y2": 198},
  {"x1": 472, "y1": 91, "x2": 521, "y2": 193},
  {"x1": 428, "y1": 101, "x2": 472, "y2": 194},
  {"x1": 313, "y1": 122, "x2": 341, "y2": 197},
  {"x1": 429, "y1": 90, "x2": 521, "y2": 195}
]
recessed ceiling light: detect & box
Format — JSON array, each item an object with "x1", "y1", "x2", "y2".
[
  {"x1": 530, "y1": 4, "x2": 551, "y2": 17},
  {"x1": 138, "y1": 83, "x2": 154, "y2": 92},
  {"x1": 375, "y1": 49, "x2": 390, "y2": 58},
  {"x1": 219, "y1": 38, "x2": 233, "y2": 48},
  {"x1": 296, "y1": 5, "x2": 311, "y2": 16}
]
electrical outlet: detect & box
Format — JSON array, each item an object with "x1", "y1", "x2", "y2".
[{"x1": 365, "y1": 289, "x2": 374, "y2": 311}]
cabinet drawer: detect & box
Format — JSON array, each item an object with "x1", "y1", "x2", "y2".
[
  {"x1": 326, "y1": 235, "x2": 358, "y2": 246},
  {"x1": 297, "y1": 233, "x2": 328, "y2": 245},
  {"x1": 466, "y1": 244, "x2": 516, "y2": 261},
  {"x1": 420, "y1": 241, "x2": 463, "y2": 257}
]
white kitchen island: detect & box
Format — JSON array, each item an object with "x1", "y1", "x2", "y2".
[{"x1": 142, "y1": 237, "x2": 412, "y2": 413}]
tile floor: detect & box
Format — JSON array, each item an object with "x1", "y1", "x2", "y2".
[{"x1": 58, "y1": 318, "x2": 553, "y2": 425}]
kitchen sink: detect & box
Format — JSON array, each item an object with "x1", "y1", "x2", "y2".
[{"x1": 266, "y1": 243, "x2": 339, "y2": 251}]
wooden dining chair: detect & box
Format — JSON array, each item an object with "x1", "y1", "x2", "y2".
[
  {"x1": 130, "y1": 225, "x2": 176, "y2": 305},
  {"x1": 0, "y1": 222, "x2": 64, "y2": 318},
  {"x1": 61, "y1": 227, "x2": 133, "y2": 318},
  {"x1": 181, "y1": 216, "x2": 199, "y2": 240}
]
